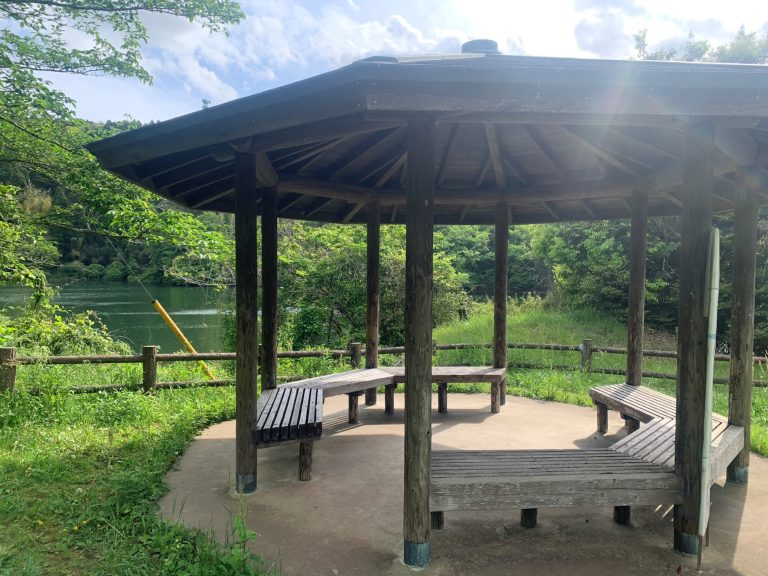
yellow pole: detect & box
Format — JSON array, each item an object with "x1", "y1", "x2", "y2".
[{"x1": 152, "y1": 300, "x2": 216, "y2": 380}]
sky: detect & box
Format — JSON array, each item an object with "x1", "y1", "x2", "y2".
[{"x1": 42, "y1": 0, "x2": 768, "y2": 123}]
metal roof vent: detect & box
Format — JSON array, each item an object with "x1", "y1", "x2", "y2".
[{"x1": 461, "y1": 39, "x2": 501, "y2": 55}]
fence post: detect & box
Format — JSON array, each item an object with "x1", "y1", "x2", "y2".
[
  {"x1": 142, "y1": 345, "x2": 158, "y2": 392},
  {"x1": 349, "y1": 342, "x2": 362, "y2": 369},
  {"x1": 580, "y1": 339, "x2": 593, "y2": 372},
  {"x1": 0, "y1": 347, "x2": 17, "y2": 393}
]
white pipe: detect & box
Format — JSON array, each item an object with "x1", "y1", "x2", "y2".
[{"x1": 698, "y1": 227, "x2": 720, "y2": 568}]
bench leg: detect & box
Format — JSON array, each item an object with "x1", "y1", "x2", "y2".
[
  {"x1": 521, "y1": 508, "x2": 537, "y2": 528},
  {"x1": 365, "y1": 388, "x2": 377, "y2": 406},
  {"x1": 348, "y1": 393, "x2": 359, "y2": 423},
  {"x1": 595, "y1": 401, "x2": 608, "y2": 434},
  {"x1": 299, "y1": 442, "x2": 313, "y2": 481},
  {"x1": 500, "y1": 377, "x2": 507, "y2": 406},
  {"x1": 431, "y1": 511, "x2": 444, "y2": 530},
  {"x1": 613, "y1": 506, "x2": 631, "y2": 525},
  {"x1": 621, "y1": 414, "x2": 640, "y2": 433},
  {"x1": 385, "y1": 384, "x2": 395, "y2": 415},
  {"x1": 491, "y1": 381, "x2": 500, "y2": 413},
  {"x1": 438, "y1": 382, "x2": 448, "y2": 413}
]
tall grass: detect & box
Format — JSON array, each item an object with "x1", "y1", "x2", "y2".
[{"x1": 434, "y1": 299, "x2": 768, "y2": 457}]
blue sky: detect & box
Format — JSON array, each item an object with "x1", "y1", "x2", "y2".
[{"x1": 43, "y1": 0, "x2": 768, "y2": 122}]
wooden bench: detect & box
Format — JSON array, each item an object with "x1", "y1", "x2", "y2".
[
  {"x1": 610, "y1": 416, "x2": 745, "y2": 484},
  {"x1": 430, "y1": 449, "x2": 683, "y2": 529},
  {"x1": 281, "y1": 368, "x2": 395, "y2": 423},
  {"x1": 381, "y1": 366, "x2": 507, "y2": 413},
  {"x1": 252, "y1": 387, "x2": 323, "y2": 481},
  {"x1": 589, "y1": 383, "x2": 728, "y2": 433}
]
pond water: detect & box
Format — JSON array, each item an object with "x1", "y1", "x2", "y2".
[{"x1": 0, "y1": 279, "x2": 231, "y2": 353}]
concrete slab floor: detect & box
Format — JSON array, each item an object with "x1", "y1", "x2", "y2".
[{"x1": 159, "y1": 394, "x2": 767, "y2": 576}]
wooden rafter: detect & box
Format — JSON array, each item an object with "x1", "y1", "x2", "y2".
[
  {"x1": 458, "y1": 204, "x2": 471, "y2": 223},
  {"x1": 303, "y1": 197, "x2": 336, "y2": 217},
  {"x1": 562, "y1": 126, "x2": 637, "y2": 176},
  {"x1": 581, "y1": 199, "x2": 597, "y2": 219},
  {"x1": 167, "y1": 165, "x2": 233, "y2": 197},
  {"x1": 523, "y1": 125, "x2": 568, "y2": 182},
  {"x1": 608, "y1": 128, "x2": 681, "y2": 161},
  {"x1": 484, "y1": 123, "x2": 507, "y2": 189},
  {"x1": 327, "y1": 128, "x2": 397, "y2": 180},
  {"x1": 658, "y1": 189, "x2": 682, "y2": 207},
  {"x1": 191, "y1": 188, "x2": 234, "y2": 210},
  {"x1": 342, "y1": 202, "x2": 365, "y2": 223},
  {"x1": 376, "y1": 152, "x2": 407, "y2": 187},
  {"x1": 390, "y1": 204, "x2": 398, "y2": 223},
  {"x1": 152, "y1": 157, "x2": 229, "y2": 189},
  {"x1": 278, "y1": 193, "x2": 304, "y2": 213},
  {"x1": 277, "y1": 138, "x2": 346, "y2": 171},
  {"x1": 178, "y1": 175, "x2": 234, "y2": 203},
  {"x1": 542, "y1": 201, "x2": 562, "y2": 220},
  {"x1": 437, "y1": 123, "x2": 459, "y2": 185}
]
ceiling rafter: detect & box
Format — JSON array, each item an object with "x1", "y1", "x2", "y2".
[
  {"x1": 375, "y1": 152, "x2": 407, "y2": 188},
  {"x1": 278, "y1": 193, "x2": 304, "y2": 213},
  {"x1": 561, "y1": 126, "x2": 637, "y2": 176},
  {"x1": 523, "y1": 124, "x2": 568, "y2": 182},
  {"x1": 326, "y1": 128, "x2": 399, "y2": 180},
  {"x1": 276, "y1": 138, "x2": 346, "y2": 171},
  {"x1": 342, "y1": 202, "x2": 366, "y2": 223},
  {"x1": 437, "y1": 123, "x2": 459, "y2": 185},
  {"x1": 303, "y1": 197, "x2": 336, "y2": 217},
  {"x1": 608, "y1": 127, "x2": 681, "y2": 161},
  {"x1": 484, "y1": 123, "x2": 507, "y2": 189}
]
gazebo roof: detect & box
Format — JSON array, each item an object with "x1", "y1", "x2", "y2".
[{"x1": 88, "y1": 51, "x2": 768, "y2": 225}]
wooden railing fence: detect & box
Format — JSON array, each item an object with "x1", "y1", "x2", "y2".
[{"x1": 1, "y1": 339, "x2": 767, "y2": 394}]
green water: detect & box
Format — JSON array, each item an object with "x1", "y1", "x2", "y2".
[{"x1": 0, "y1": 279, "x2": 231, "y2": 353}]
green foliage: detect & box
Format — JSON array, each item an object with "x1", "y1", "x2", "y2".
[{"x1": 280, "y1": 222, "x2": 471, "y2": 348}]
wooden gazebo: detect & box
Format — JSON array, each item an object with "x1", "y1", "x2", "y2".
[{"x1": 88, "y1": 40, "x2": 767, "y2": 566}]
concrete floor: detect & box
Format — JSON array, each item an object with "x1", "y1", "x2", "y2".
[{"x1": 159, "y1": 394, "x2": 767, "y2": 576}]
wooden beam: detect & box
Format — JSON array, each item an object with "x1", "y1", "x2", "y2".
[
  {"x1": 728, "y1": 167, "x2": 760, "y2": 484},
  {"x1": 152, "y1": 157, "x2": 230, "y2": 189},
  {"x1": 562, "y1": 126, "x2": 637, "y2": 176},
  {"x1": 375, "y1": 152, "x2": 407, "y2": 187},
  {"x1": 494, "y1": 202, "x2": 509, "y2": 408},
  {"x1": 234, "y1": 152, "x2": 259, "y2": 494},
  {"x1": 168, "y1": 165, "x2": 233, "y2": 198},
  {"x1": 581, "y1": 200, "x2": 597, "y2": 218},
  {"x1": 475, "y1": 157, "x2": 490, "y2": 187},
  {"x1": 658, "y1": 189, "x2": 682, "y2": 207},
  {"x1": 341, "y1": 202, "x2": 365, "y2": 223},
  {"x1": 458, "y1": 204, "x2": 471, "y2": 223},
  {"x1": 303, "y1": 197, "x2": 336, "y2": 218},
  {"x1": 484, "y1": 123, "x2": 507, "y2": 189},
  {"x1": 276, "y1": 137, "x2": 345, "y2": 170},
  {"x1": 403, "y1": 113, "x2": 435, "y2": 568},
  {"x1": 626, "y1": 189, "x2": 648, "y2": 386},
  {"x1": 437, "y1": 123, "x2": 459, "y2": 185},
  {"x1": 524, "y1": 125, "x2": 568, "y2": 181},
  {"x1": 674, "y1": 121, "x2": 715, "y2": 557},
  {"x1": 277, "y1": 193, "x2": 304, "y2": 213},
  {"x1": 608, "y1": 128, "x2": 681, "y2": 161},
  {"x1": 190, "y1": 187, "x2": 235, "y2": 210},
  {"x1": 715, "y1": 127, "x2": 758, "y2": 165},
  {"x1": 390, "y1": 204, "x2": 398, "y2": 223},
  {"x1": 328, "y1": 128, "x2": 397, "y2": 180},
  {"x1": 366, "y1": 200, "x2": 381, "y2": 406},
  {"x1": 542, "y1": 201, "x2": 562, "y2": 220},
  {"x1": 261, "y1": 188, "x2": 278, "y2": 392}
]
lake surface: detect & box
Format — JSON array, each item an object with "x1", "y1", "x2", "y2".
[{"x1": 0, "y1": 280, "x2": 231, "y2": 353}]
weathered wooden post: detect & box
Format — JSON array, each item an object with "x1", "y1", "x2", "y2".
[
  {"x1": 347, "y1": 342, "x2": 362, "y2": 423},
  {"x1": 403, "y1": 113, "x2": 435, "y2": 568},
  {"x1": 261, "y1": 187, "x2": 279, "y2": 391},
  {"x1": 366, "y1": 200, "x2": 381, "y2": 408},
  {"x1": 142, "y1": 345, "x2": 158, "y2": 392},
  {"x1": 349, "y1": 342, "x2": 362, "y2": 368},
  {"x1": 674, "y1": 122, "x2": 714, "y2": 556},
  {"x1": 580, "y1": 338, "x2": 593, "y2": 371},
  {"x1": 626, "y1": 189, "x2": 648, "y2": 386},
  {"x1": 234, "y1": 151, "x2": 260, "y2": 495},
  {"x1": 0, "y1": 347, "x2": 17, "y2": 393},
  {"x1": 727, "y1": 167, "x2": 759, "y2": 485},
  {"x1": 493, "y1": 202, "x2": 509, "y2": 410}
]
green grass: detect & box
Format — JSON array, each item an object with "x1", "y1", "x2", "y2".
[
  {"x1": 0, "y1": 386, "x2": 274, "y2": 576},
  {"x1": 433, "y1": 300, "x2": 768, "y2": 457}
]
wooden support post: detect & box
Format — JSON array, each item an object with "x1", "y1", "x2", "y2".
[
  {"x1": 625, "y1": 416, "x2": 640, "y2": 433},
  {"x1": 385, "y1": 385, "x2": 396, "y2": 415},
  {"x1": 142, "y1": 345, "x2": 158, "y2": 392},
  {"x1": 626, "y1": 189, "x2": 648, "y2": 386},
  {"x1": 494, "y1": 202, "x2": 509, "y2": 408},
  {"x1": 580, "y1": 339, "x2": 593, "y2": 371},
  {"x1": 403, "y1": 113, "x2": 435, "y2": 568},
  {"x1": 261, "y1": 187, "x2": 278, "y2": 391},
  {"x1": 431, "y1": 511, "x2": 444, "y2": 530},
  {"x1": 349, "y1": 342, "x2": 362, "y2": 368},
  {"x1": 348, "y1": 393, "x2": 359, "y2": 423},
  {"x1": 437, "y1": 382, "x2": 448, "y2": 413},
  {"x1": 674, "y1": 122, "x2": 714, "y2": 556},
  {"x1": 521, "y1": 508, "x2": 538, "y2": 528},
  {"x1": 614, "y1": 506, "x2": 631, "y2": 526},
  {"x1": 0, "y1": 347, "x2": 17, "y2": 393},
  {"x1": 298, "y1": 441, "x2": 313, "y2": 481},
  {"x1": 366, "y1": 200, "x2": 381, "y2": 407},
  {"x1": 728, "y1": 167, "x2": 759, "y2": 485},
  {"x1": 595, "y1": 401, "x2": 608, "y2": 433},
  {"x1": 235, "y1": 152, "x2": 260, "y2": 495}
]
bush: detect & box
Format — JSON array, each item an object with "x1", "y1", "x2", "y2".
[
  {"x1": 84, "y1": 263, "x2": 106, "y2": 279},
  {"x1": 105, "y1": 261, "x2": 128, "y2": 281}
]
